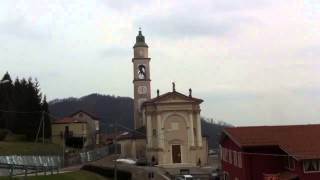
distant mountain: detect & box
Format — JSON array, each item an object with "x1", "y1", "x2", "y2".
[
  {"x1": 49, "y1": 93, "x2": 134, "y2": 134},
  {"x1": 49, "y1": 93, "x2": 230, "y2": 149},
  {"x1": 201, "y1": 118, "x2": 232, "y2": 150}
]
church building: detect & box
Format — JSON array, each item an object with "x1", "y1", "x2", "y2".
[{"x1": 118, "y1": 29, "x2": 208, "y2": 166}]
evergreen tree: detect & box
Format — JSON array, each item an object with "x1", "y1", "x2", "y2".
[
  {"x1": 0, "y1": 72, "x2": 51, "y2": 141},
  {"x1": 0, "y1": 72, "x2": 13, "y2": 129}
]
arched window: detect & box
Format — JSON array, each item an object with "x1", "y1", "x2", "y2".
[{"x1": 138, "y1": 64, "x2": 146, "y2": 79}]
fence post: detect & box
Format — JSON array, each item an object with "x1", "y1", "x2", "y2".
[
  {"x1": 24, "y1": 165, "x2": 27, "y2": 177},
  {"x1": 35, "y1": 166, "x2": 38, "y2": 176},
  {"x1": 10, "y1": 164, "x2": 13, "y2": 177}
]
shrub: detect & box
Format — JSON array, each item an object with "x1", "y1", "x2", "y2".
[
  {"x1": 4, "y1": 133, "x2": 27, "y2": 142},
  {"x1": 81, "y1": 165, "x2": 131, "y2": 180},
  {"x1": 0, "y1": 129, "x2": 10, "y2": 140}
]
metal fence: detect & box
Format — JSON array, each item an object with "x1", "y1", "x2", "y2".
[
  {"x1": 0, "y1": 144, "x2": 116, "y2": 177},
  {"x1": 0, "y1": 155, "x2": 62, "y2": 167},
  {"x1": 0, "y1": 155, "x2": 62, "y2": 177},
  {"x1": 65, "y1": 144, "x2": 119, "y2": 166}
]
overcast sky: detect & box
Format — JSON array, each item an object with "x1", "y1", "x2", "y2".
[{"x1": 0, "y1": 0, "x2": 319, "y2": 126}]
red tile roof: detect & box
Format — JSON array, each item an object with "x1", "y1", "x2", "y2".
[
  {"x1": 223, "y1": 124, "x2": 320, "y2": 160},
  {"x1": 68, "y1": 110, "x2": 100, "y2": 120},
  {"x1": 52, "y1": 117, "x2": 86, "y2": 124}
]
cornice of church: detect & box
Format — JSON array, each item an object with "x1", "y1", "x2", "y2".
[
  {"x1": 132, "y1": 58, "x2": 151, "y2": 62},
  {"x1": 133, "y1": 79, "x2": 151, "y2": 82}
]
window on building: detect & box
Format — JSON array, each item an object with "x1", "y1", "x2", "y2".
[
  {"x1": 228, "y1": 150, "x2": 233, "y2": 164},
  {"x1": 152, "y1": 129, "x2": 157, "y2": 137},
  {"x1": 222, "y1": 148, "x2": 228, "y2": 162},
  {"x1": 96, "y1": 134, "x2": 99, "y2": 145},
  {"x1": 238, "y1": 152, "x2": 242, "y2": 168},
  {"x1": 60, "y1": 131, "x2": 63, "y2": 139},
  {"x1": 219, "y1": 145, "x2": 223, "y2": 160},
  {"x1": 95, "y1": 121, "x2": 99, "y2": 131},
  {"x1": 303, "y1": 160, "x2": 320, "y2": 172},
  {"x1": 285, "y1": 156, "x2": 295, "y2": 170},
  {"x1": 233, "y1": 151, "x2": 238, "y2": 166}
]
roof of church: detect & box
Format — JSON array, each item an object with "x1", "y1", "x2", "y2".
[
  {"x1": 52, "y1": 117, "x2": 86, "y2": 124},
  {"x1": 143, "y1": 90, "x2": 203, "y2": 106},
  {"x1": 133, "y1": 29, "x2": 148, "y2": 48}
]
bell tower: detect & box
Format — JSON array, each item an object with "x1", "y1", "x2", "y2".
[{"x1": 132, "y1": 29, "x2": 151, "y2": 129}]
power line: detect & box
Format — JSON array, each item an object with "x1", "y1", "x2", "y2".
[
  {"x1": 0, "y1": 109, "x2": 44, "y2": 114},
  {"x1": 220, "y1": 147, "x2": 320, "y2": 158},
  {"x1": 2, "y1": 107, "x2": 316, "y2": 159}
]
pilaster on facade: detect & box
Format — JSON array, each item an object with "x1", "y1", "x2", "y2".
[
  {"x1": 142, "y1": 109, "x2": 146, "y2": 126},
  {"x1": 146, "y1": 115, "x2": 152, "y2": 148},
  {"x1": 188, "y1": 112, "x2": 195, "y2": 146},
  {"x1": 196, "y1": 113, "x2": 202, "y2": 147},
  {"x1": 157, "y1": 113, "x2": 164, "y2": 149}
]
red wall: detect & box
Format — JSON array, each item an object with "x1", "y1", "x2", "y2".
[
  {"x1": 244, "y1": 153, "x2": 285, "y2": 180},
  {"x1": 221, "y1": 136, "x2": 320, "y2": 180},
  {"x1": 221, "y1": 137, "x2": 285, "y2": 180},
  {"x1": 221, "y1": 137, "x2": 247, "y2": 180}
]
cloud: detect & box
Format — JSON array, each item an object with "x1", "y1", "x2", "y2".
[
  {"x1": 297, "y1": 45, "x2": 320, "y2": 59},
  {"x1": 0, "y1": 0, "x2": 320, "y2": 126},
  {"x1": 0, "y1": 17, "x2": 50, "y2": 40},
  {"x1": 98, "y1": 0, "x2": 151, "y2": 11},
  {"x1": 200, "y1": 89, "x2": 320, "y2": 126},
  {"x1": 100, "y1": 47, "x2": 131, "y2": 59},
  {"x1": 134, "y1": 15, "x2": 255, "y2": 39}
]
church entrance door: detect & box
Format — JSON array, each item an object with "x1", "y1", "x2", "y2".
[{"x1": 172, "y1": 145, "x2": 181, "y2": 163}]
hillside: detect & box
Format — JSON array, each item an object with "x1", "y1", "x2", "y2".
[
  {"x1": 49, "y1": 93, "x2": 230, "y2": 149},
  {"x1": 49, "y1": 93, "x2": 134, "y2": 134}
]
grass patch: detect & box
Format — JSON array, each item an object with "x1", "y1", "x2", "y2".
[
  {"x1": 0, "y1": 142, "x2": 62, "y2": 155},
  {"x1": 0, "y1": 170, "x2": 110, "y2": 180}
]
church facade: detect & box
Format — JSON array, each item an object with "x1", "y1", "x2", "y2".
[{"x1": 118, "y1": 30, "x2": 208, "y2": 166}]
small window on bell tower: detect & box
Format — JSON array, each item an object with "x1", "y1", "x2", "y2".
[{"x1": 138, "y1": 64, "x2": 146, "y2": 80}]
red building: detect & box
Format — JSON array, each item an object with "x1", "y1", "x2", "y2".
[{"x1": 220, "y1": 124, "x2": 320, "y2": 180}]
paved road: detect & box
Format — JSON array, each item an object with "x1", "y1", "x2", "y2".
[
  {"x1": 90, "y1": 155, "x2": 220, "y2": 180},
  {"x1": 90, "y1": 155, "x2": 169, "y2": 180}
]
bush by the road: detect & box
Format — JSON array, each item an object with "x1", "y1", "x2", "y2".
[
  {"x1": 0, "y1": 129, "x2": 9, "y2": 140},
  {"x1": 82, "y1": 164, "x2": 131, "y2": 180}
]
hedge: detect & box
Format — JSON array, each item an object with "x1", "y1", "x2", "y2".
[{"x1": 81, "y1": 165, "x2": 132, "y2": 180}]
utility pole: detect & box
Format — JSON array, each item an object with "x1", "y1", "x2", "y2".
[
  {"x1": 114, "y1": 118, "x2": 118, "y2": 180},
  {"x1": 42, "y1": 111, "x2": 45, "y2": 144},
  {"x1": 35, "y1": 111, "x2": 45, "y2": 143},
  {"x1": 62, "y1": 132, "x2": 65, "y2": 167}
]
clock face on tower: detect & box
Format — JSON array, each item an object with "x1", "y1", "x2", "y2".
[{"x1": 138, "y1": 86, "x2": 147, "y2": 94}]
